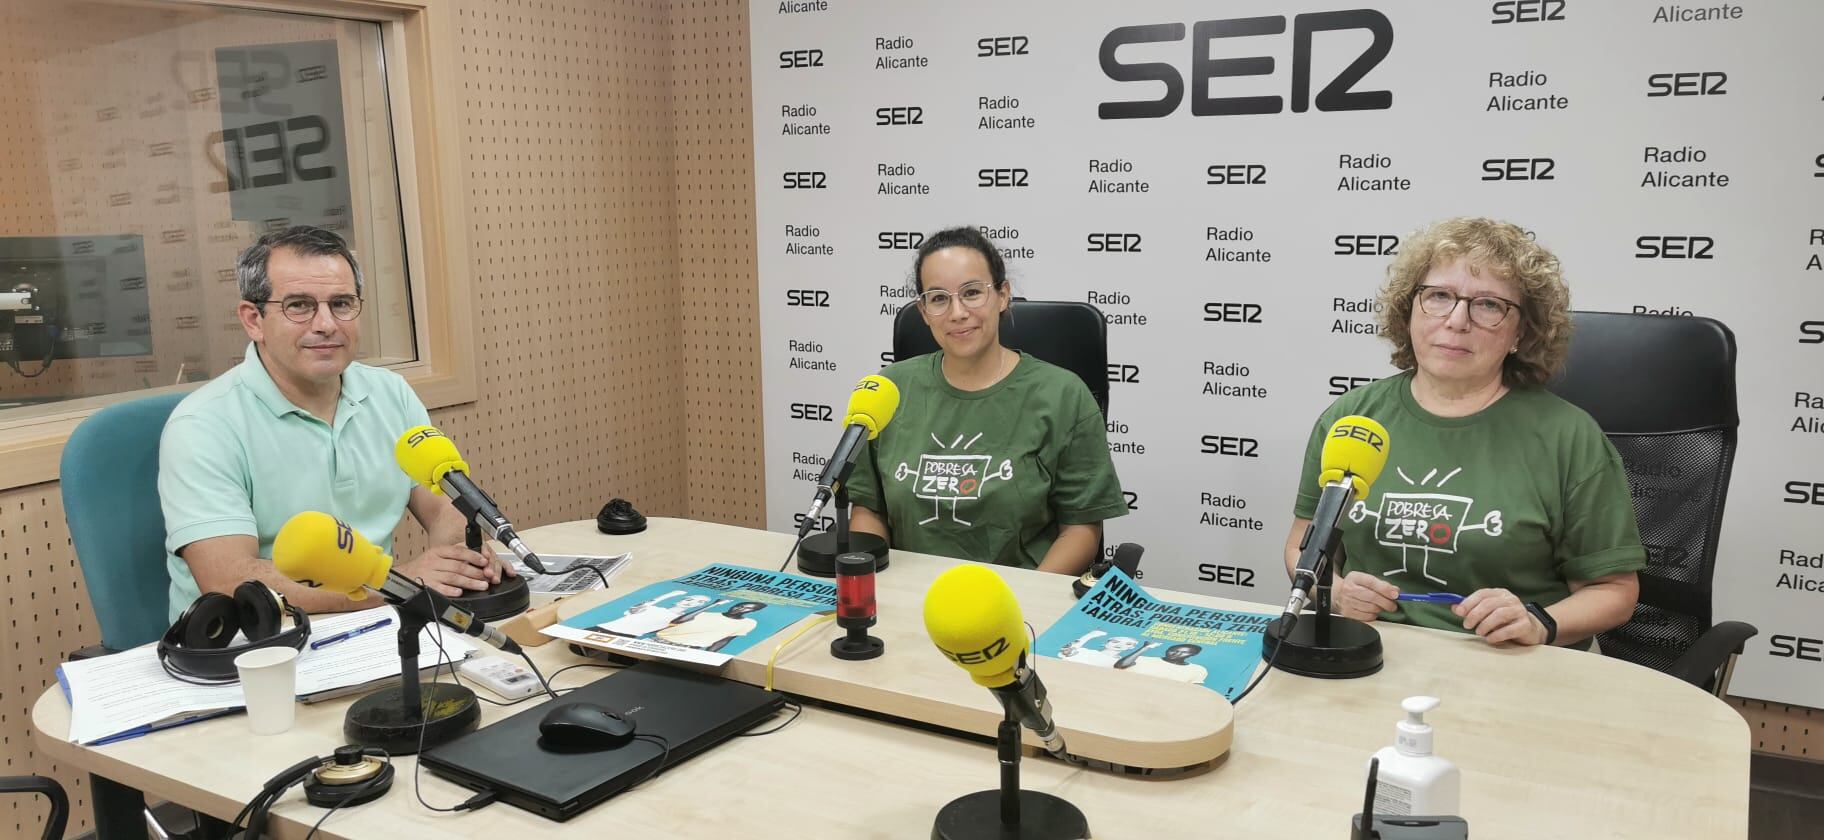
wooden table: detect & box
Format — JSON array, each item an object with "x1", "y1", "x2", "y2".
[{"x1": 33, "y1": 518, "x2": 1749, "y2": 838}]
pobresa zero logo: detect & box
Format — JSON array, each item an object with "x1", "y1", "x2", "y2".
[
  {"x1": 977, "y1": 168, "x2": 1030, "y2": 188},
  {"x1": 779, "y1": 48, "x2": 824, "y2": 68},
  {"x1": 1097, "y1": 10, "x2": 1393, "y2": 119},
  {"x1": 1647, "y1": 72, "x2": 1727, "y2": 97},
  {"x1": 875, "y1": 106, "x2": 924, "y2": 126},
  {"x1": 877, "y1": 231, "x2": 925, "y2": 250},
  {"x1": 789, "y1": 403, "x2": 834, "y2": 422},
  {"x1": 1490, "y1": 0, "x2": 1565, "y2": 23},
  {"x1": 1481, "y1": 157, "x2": 1555, "y2": 181},
  {"x1": 785, "y1": 289, "x2": 830, "y2": 307},
  {"x1": 1086, "y1": 233, "x2": 1143, "y2": 253},
  {"x1": 978, "y1": 36, "x2": 1030, "y2": 57},
  {"x1": 782, "y1": 171, "x2": 828, "y2": 189},
  {"x1": 1634, "y1": 235, "x2": 1714, "y2": 259}
]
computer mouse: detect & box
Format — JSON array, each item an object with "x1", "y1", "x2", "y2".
[{"x1": 538, "y1": 701, "x2": 636, "y2": 750}]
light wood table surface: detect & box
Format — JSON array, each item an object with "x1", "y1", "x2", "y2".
[{"x1": 33, "y1": 517, "x2": 1749, "y2": 838}]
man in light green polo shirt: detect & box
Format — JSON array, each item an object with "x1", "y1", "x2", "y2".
[{"x1": 158, "y1": 226, "x2": 512, "y2": 621}]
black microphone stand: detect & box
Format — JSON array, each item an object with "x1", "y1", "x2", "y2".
[
  {"x1": 1261, "y1": 537, "x2": 1384, "y2": 678},
  {"x1": 796, "y1": 483, "x2": 889, "y2": 577},
  {"x1": 342, "y1": 587, "x2": 481, "y2": 754},
  {"x1": 931, "y1": 710, "x2": 1089, "y2": 840}
]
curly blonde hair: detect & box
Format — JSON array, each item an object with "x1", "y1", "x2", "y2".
[{"x1": 1377, "y1": 217, "x2": 1572, "y2": 388}]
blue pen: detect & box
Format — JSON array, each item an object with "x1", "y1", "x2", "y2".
[
  {"x1": 309, "y1": 617, "x2": 394, "y2": 650},
  {"x1": 1396, "y1": 592, "x2": 1465, "y2": 605}
]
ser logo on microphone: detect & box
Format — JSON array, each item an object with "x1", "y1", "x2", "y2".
[
  {"x1": 854, "y1": 379, "x2": 883, "y2": 393},
  {"x1": 335, "y1": 518, "x2": 354, "y2": 552},
  {"x1": 403, "y1": 428, "x2": 443, "y2": 446},
  {"x1": 1331, "y1": 422, "x2": 1386, "y2": 452},
  {"x1": 940, "y1": 636, "x2": 1010, "y2": 666}
]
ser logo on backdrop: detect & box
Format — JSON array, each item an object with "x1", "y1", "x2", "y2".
[
  {"x1": 977, "y1": 168, "x2": 1030, "y2": 188},
  {"x1": 1097, "y1": 10, "x2": 1392, "y2": 119},
  {"x1": 1204, "y1": 302, "x2": 1264, "y2": 323},
  {"x1": 977, "y1": 36, "x2": 1030, "y2": 57},
  {"x1": 785, "y1": 289, "x2": 830, "y2": 307},
  {"x1": 1635, "y1": 236, "x2": 1715, "y2": 260},
  {"x1": 1086, "y1": 233, "x2": 1143, "y2": 253},
  {"x1": 779, "y1": 49, "x2": 825, "y2": 69},
  {"x1": 789, "y1": 403, "x2": 834, "y2": 422},
  {"x1": 1481, "y1": 157, "x2": 1556, "y2": 181},
  {"x1": 1489, "y1": 0, "x2": 1566, "y2": 23},
  {"x1": 1802, "y1": 321, "x2": 1824, "y2": 344},
  {"x1": 875, "y1": 106, "x2": 924, "y2": 126},
  {"x1": 1334, "y1": 234, "x2": 1401, "y2": 256},
  {"x1": 1770, "y1": 635, "x2": 1823, "y2": 662},
  {"x1": 1107, "y1": 363, "x2": 1141, "y2": 383},
  {"x1": 1783, "y1": 481, "x2": 1824, "y2": 505},
  {"x1": 1206, "y1": 163, "x2": 1267, "y2": 185},
  {"x1": 1646, "y1": 72, "x2": 1727, "y2": 97},
  {"x1": 782, "y1": 171, "x2": 828, "y2": 189},
  {"x1": 1199, "y1": 435, "x2": 1261, "y2": 457},
  {"x1": 877, "y1": 231, "x2": 925, "y2": 250}
]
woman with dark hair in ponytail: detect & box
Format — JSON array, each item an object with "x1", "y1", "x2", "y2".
[{"x1": 846, "y1": 227, "x2": 1127, "y2": 575}]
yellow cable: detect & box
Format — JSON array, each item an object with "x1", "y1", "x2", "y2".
[{"x1": 766, "y1": 614, "x2": 837, "y2": 691}]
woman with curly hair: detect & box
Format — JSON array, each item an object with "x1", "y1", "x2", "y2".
[{"x1": 1282, "y1": 218, "x2": 1643, "y2": 650}]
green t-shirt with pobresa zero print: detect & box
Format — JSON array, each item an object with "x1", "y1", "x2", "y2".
[
  {"x1": 848, "y1": 352, "x2": 1129, "y2": 570},
  {"x1": 1293, "y1": 372, "x2": 1646, "y2": 646}
]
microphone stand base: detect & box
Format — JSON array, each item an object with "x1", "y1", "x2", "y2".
[
  {"x1": 1262, "y1": 614, "x2": 1384, "y2": 679},
  {"x1": 933, "y1": 790, "x2": 1088, "y2": 840},
  {"x1": 796, "y1": 531, "x2": 888, "y2": 577},
  {"x1": 344, "y1": 683, "x2": 480, "y2": 755}
]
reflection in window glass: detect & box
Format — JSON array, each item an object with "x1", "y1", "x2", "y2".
[{"x1": 0, "y1": 0, "x2": 413, "y2": 417}]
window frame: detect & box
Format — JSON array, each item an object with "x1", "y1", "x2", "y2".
[{"x1": 0, "y1": 0, "x2": 475, "y2": 490}]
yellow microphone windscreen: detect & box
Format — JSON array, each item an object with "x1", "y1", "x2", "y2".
[
  {"x1": 272, "y1": 511, "x2": 392, "y2": 600},
  {"x1": 923, "y1": 564, "x2": 1027, "y2": 689},
  {"x1": 844, "y1": 375, "x2": 901, "y2": 440},
  {"x1": 1318, "y1": 415, "x2": 1391, "y2": 499},
  {"x1": 395, "y1": 425, "x2": 468, "y2": 493}
]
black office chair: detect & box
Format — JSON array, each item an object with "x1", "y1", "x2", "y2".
[
  {"x1": 891, "y1": 298, "x2": 1109, "y2": 415},
  {"x1": 0, "y1": 776, "x2": 69, "y2": 840},
  {"x1": 1546, "y1": 311, "x2": 1756, "y2": 693}
]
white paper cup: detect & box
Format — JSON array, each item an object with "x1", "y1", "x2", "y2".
[{"x1": 235, "y1": 646, "x2": 299, "y2": 735}]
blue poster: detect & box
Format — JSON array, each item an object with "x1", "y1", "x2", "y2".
[
  {"x1": 543, "y1": 564, "x2": 836, "y2": 666},
  {"x1": 1034, "y1": 568, "x2": 1272, "y2": 701}
]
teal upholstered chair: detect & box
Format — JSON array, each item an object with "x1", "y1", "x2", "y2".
[{"x1": 60, "y1": 391, "x2": 188, "y2": 652}]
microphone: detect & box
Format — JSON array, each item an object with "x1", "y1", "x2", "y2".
[
  {"x1": 1282, "y1": 415, "x2": 1391, "y2": 623},
  {"x1": 924, "y1": 565, "x2": 1069, "y2": 760},
  {"x1": 798, "y1": 375, "x2": 901, "y2": 537},
  {"x1": 394, "y1": 426, "x2": 547, "y2": 574},
  {"x1": 273, "y1": 511, "x2": 522, "y2": 654}
]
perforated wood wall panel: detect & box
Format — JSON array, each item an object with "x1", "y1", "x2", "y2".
[
  {"x1": 1733, "y1": 697, "x2": 1824, "y2": 760},
  {"x1": 672, "y1": 0, "x2": 763, "y2": 527}
]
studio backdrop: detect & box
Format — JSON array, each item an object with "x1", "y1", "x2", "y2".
[{"x1": 748, "y1": 1, "x2": 1824, "y2": 707}]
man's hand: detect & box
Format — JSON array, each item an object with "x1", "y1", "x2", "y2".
[
  {"x1": 1454, "y1": 588, "x2": 1549, "y2": 646},
  {"x1": 393, "y1": 545, "x2": 500, "y2": 597},
  {"x1": 1333, "y1": 571, "x2": 1399, "y2": 622}
]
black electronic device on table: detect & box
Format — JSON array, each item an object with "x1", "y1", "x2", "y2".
[{"x1": 419, "y1": 661, "x2": 785, "y2": 821}]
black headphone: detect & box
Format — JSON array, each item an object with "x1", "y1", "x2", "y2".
[
  {"x1": 237, "y1": 746, "x2": 394, "y2": 838},
  {"x1": 158, "y1": 581, "x2": 311, "y2": 684}
]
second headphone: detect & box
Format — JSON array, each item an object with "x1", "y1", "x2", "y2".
[{"x1": 158, "y1": 580, "x2": 311, "y2": 684}]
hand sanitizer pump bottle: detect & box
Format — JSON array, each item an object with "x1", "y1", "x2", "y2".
[{"x1": 1368, "y1": 696, "x2": 1460, "y2": 816}]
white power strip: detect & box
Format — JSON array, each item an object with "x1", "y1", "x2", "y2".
[{"x1": 458, "y1": 656, "x2": 543, "y2": 700}]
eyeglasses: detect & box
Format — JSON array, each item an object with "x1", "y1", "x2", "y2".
[
  {"x1": 1414, "y1": 285, "x2": 1518, "y2": 329},
  {"x1": 255, "y1": 294, "x2": 363, "y2": 323},
  {"x1": 916, "y1": 281, "x2": 995, "y2": 316}
]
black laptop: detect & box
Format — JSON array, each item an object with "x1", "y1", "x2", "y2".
[{"x1": 420, "y1": 661, "x2": 785, "y2": 821}]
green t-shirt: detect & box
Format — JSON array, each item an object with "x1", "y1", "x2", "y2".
[
  {"x1": 1293, "y1": 372, "x2": 1646, "y2": 645},
  {"x1": 848, "y1": 352, "x2": 1128, "y2": 569}
]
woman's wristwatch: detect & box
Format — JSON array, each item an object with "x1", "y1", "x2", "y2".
[{"x1": 1524, "y1": 602, "x2": 1558, "y2": 646}]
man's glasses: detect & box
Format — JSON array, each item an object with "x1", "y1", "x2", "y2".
[
  {"x1": 1414, "y1": 285, "x2": 1517, "y2": 329},
  {"x1": 255, "y1": 294, "x2": 363, "y2": 323},
  {"x1": 916, "y1": 281, "x2": 994, "y2": 316}
]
